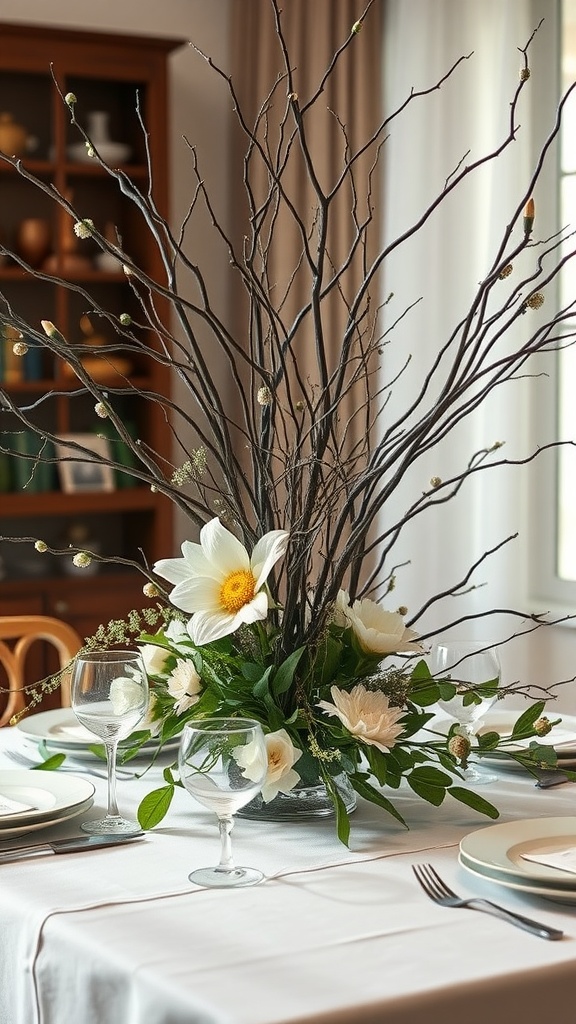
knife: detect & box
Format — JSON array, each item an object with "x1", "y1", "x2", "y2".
[
  {"x1": 0, "y1": 831, "x2": 145, "y2": 859},
  {"x1": 534, "y1": 770, "x2": 572, "y2": 789}
]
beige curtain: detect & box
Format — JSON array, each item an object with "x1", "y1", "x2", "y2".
[
  {"x1": 230, "y1": 0, "x2": 383, "y2": 359},
  {"x1": 228, "y1": 1, "x2": 383, "y2": 580}
]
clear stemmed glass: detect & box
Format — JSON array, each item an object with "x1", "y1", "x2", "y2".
[
  {"x1": 70, "y1": 650, "x2": 148, "y2": 835},
  {"x1": 431, "y1": 641, "x2": 501, "y2": 785},
  {"x1": 178, "y1": 717, "x2": 267, "y2": 888}
]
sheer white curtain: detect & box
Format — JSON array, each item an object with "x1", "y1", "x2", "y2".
[{"x1": 380, "y1": 0, "x2": 569, "y2": 696}]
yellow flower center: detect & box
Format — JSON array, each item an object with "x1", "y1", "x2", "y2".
[{"x1": 220, "y1": 570, "x2": 257, "y2": 613}]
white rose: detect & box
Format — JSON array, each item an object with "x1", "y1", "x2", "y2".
[
  {"x1": 109, "y1": 675, "x2": 147, "y2": 716},
  {"x1": 166, "y1": 659, "x2": 202, "y2": 716},
  {"x1": 261, "y1": 729, "x2": 302, "y2": 802},
  {"x1": 334, "y1": 591, "x2": 423, "y2": 655},
  {"x1": 139, "y1": 644, "x2": 169, "y2": 676}
]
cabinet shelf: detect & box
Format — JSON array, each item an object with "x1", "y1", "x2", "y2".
[{"x1": 1, "y1": 487, "x2": 163, "y2": 517}]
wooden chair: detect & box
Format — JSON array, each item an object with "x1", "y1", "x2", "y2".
[{"x1": 0, "y1": 615, "x2": 83, "y2": 727}]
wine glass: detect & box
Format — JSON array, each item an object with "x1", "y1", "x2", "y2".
[
  {"x1": 70, "y1": 650, "x2": 148, "y2": 835},
  {"x1": 178, "y1": 717, "x2": 267, "y2": 888},
  {"x1": 431, "y1": 641, "x2": 501, "y2": 785}
]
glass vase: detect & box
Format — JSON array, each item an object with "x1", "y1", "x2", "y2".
[{"x1": 237, "y1": 771, "x2": 357, "y2": 821}]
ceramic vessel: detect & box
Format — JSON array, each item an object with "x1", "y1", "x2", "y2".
[
  {"x1": 0, "y1": 112, "x2": 30, "y2": 156},
  {"x1": 15, "y1": 218, "x2": 52, "y2": 268}
]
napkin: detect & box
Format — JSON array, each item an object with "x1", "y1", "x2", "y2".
[
  {"x1": 0, "y1": 794, "x2": 36, "y2": 816},
  {"x1": 521, "y1": 846, "x2": 576, "y2": 875}
]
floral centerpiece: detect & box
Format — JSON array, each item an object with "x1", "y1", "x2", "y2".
[{"x1": 0, "y1": 5, "x2": 572, "y2": 843}]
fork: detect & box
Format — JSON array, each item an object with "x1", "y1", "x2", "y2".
[
  {"x1": 4, "y1": 748, "x2": 136, "y2": 781},
  {"x1": 412, "y1": 862, "x2": 564, "y2": 941}
]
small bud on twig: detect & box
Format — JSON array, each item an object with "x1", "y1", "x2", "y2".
[
  {"x1": 74, "y1": 219, "x2": 95, "y2": 239},
  {"x1": 523, "y1": 197, "x2": 535, "y2": 235},
  {"x1": 72, "y1": 551, "x2": 92, "y2": 568}
]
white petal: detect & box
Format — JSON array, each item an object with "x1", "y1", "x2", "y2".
[
  {"x1": 200, "y1": 518, "x2": 250, "y2": 574},
  {"x1": 153, "y1": 556, "x2": 193, "y2": 586},
  {"x1": 235, "y1": 591, "x2": 269, "y2": 626},
  {"x1": 179, "y1": 539, "x2": 223, "y2": 580},
  {"x1": 251, "y1": 530, "x2": 289, "y2": 589},
  {"x1": 189, "y1": 609, "x2": 237, "y2": 645},
  {"x1": 169, "y1": 576, "x2": 222, "y2": 614}
]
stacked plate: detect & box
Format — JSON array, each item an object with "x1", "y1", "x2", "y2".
[
  {"x1": 459, "y1": 816, "x2": 576, "y2": 903},
  {"x1": 15, "y1": 708, "x2": 179, "y2": 763},
  {"x1": 0, "y1": 769, "x2": 94, "y2": 839}
]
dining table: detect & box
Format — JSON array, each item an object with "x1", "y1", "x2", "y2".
[{"x1": 1, "y1": 722, "x2": 576, "y2": 1024}]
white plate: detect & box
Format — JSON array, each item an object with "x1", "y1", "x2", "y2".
[
  {"x1": 0, "y1": 797, "x2": 94, "y2": 839},
  {"x1": 15, "y1": 709, "x2": 178, "y2": 760},
  {"x1": 459, "y1": 851, "x2": 576, "y2": 904},
  {"x1": 0, "y1": 770, "x2": 95, "y2": 827},
  {"x1": 460, "y1": 816, "x2": 576, "y2": 886}
]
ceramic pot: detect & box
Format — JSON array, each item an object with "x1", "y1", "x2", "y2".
[
  {"x1": 15, "y1": 218, "x2": 52, "y2": 268},
  {"x1": 0, "y1": 112, "x2": 31, "y2": 157}
]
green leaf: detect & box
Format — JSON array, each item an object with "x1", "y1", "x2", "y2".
[
  {"x1": 31, "y1": 753, "x2": 66, "y2": 770},
  {"x1": 323, "y1": 776, "x2": 350, "y2": 847},
  {"x1": 476, "y1": 729, "x2": 500, "y2": 751},
  {"x1": 137, "y1": 785, "x2": 175, "y2": 829},
  {"x1": 448, "y1": 786, "x2": 499, "y2": 819},
  {"x1": 271, "y1": 647, "x2": 305, "y2": 697},
  {"x1": 351, "y1": 776, "x2": 408, "y2": 827},
  {"x1": 510, "y1": 701, "x2": 546, "y2": 738},
  {"x1": 407, "y1": 765, "x2": 452, "y2": 806}
]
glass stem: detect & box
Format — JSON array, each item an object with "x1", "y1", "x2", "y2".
[
  {"x1": 105, "y1": 740, "x2": 120, "y2": 818},
  {"x1": 216, "y1": 815, "x2": 235, "y2": 873}
]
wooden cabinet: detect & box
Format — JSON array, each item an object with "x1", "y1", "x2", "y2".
[{"x1": 0, "y1": 23, "x2": 182, "y2": 642}]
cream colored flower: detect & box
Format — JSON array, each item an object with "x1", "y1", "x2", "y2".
[
  {"x1": 166, "y1": 659, "x2": 202, "y2": 715},
  {"x1": 317, "y1": 683, "x2": 405, "y2": 753},
  {"x1": 139, "y1": 692, "x2": 161, "y2": 738},
  {"x1": 139, "y1": 644, "x2": 169, "y2": 677},
  {"x1": 109, "y1": 675, "x2": 146, "y2": 716},
  {"x1": 153, "y1": 517, "x2": 289, "y2": 645},
  {"x1": 235, "y1": 727, "x2": 302, "y2": 802},
  {"x1": 261, "y1": 729, "x2": 302, "y2": 801},
  {"x1": 334, "y1": 590, "x2": 423, "y2": 655}
]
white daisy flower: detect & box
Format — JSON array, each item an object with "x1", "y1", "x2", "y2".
[{"x1": 153, "y1": 517, "x2": 289, "y2": 645}]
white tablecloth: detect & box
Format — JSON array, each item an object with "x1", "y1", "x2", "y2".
[{"x1": 1, "y1": 728, "x2": 576, "y2": 1024}]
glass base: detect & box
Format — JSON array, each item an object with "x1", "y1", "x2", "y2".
[
  {"x1": 462, "y1": 765, "x2": 498, "y2": 786},
  {"x1": 237, "y1": 772, "x2": 357, "y2": 821},
  {"x1": 80, "y1": 815, "x2": 142, "y2": 836},
  {"x1": 188, "y1": 865, "x2": 264, "y2": 888}
]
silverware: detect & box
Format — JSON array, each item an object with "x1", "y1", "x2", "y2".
[
  {"x1": 412, "y1": 862, "x2": 564, "y2": 941},
  {"x1": 534, "y1": 769, "x2": 572, "y2": 789},
  {"x1": 4, "y1": 748, "x2": 135, "y2": 780},
  {"x1": 0, "y1": 832, "x2": 145, "y2": 860}
]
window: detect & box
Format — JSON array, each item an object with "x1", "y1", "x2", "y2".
[{"x1": 530, "y1": 0, "x2": 576, "y2": 609}]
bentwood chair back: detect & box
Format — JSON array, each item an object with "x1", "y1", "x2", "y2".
[{"x1": 0, "y1": 615, "x2": 83, "y2": 727}]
